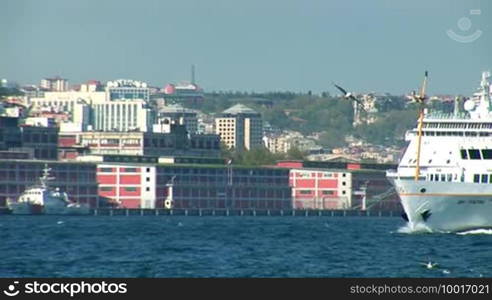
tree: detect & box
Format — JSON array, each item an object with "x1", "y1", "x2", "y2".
[
  {"x1": 240, "y1": 147, "x2": 283, "y2": 166},
  {"x1": 263, "y1": 107, "x2": 290, "y2": 129},
  {"x1": 318, "y1": 129, "x2": 347, "y2": 150},
  {"x1": 220, "y1": 142, "x2": 234, "y2": 162},
  {"x1": 355, "y1": 109, "x2": 417, "y2": 146},
  {"x1": 286, "y1": 146, "x2": 306, "y2": 160},
  {"x1": 220, "y1": 146, "x2": 286, "y2": 166}
]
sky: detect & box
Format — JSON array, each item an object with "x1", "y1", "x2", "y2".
[{"x1": 1, "y1": 0, "x2": 491, "y2": 95}]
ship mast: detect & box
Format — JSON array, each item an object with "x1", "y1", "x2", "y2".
[
  {"x1": 39, "y1": 163, "x2": 54, "y2": 188},
  {"x1": 413, "y1": 71, "x2": 428, "y2": 181}
]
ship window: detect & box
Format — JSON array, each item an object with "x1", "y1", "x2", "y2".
[
  {"x1": 440, "y1": 174, "x2": 446, "y2": 181},
  {"x1": 473, "y1": 174, "x2": 480, "y2": 183},
  {"x1": 447, "y1": 174, "x2": 452, "y2": 182},
  {"x1": 482, "y1": 174, "x2": 488, "y2": 184},
  {"x1": 489, "y1": 175, "x2": 492, "y2": 184},
  {"x1": 460, "y1": 149, "x2": 468, "y2": 159},
  {"x1": 469, "y1": 149, "x2": 481, "y2": 160},
  {"x1": 482, "y1": 149, "x2": 492, "y2": 159},
  {"x1": 429, "y1": 174, "x2": 434, "y2": 181}
]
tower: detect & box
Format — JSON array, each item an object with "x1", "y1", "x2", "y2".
[{"x1": 191, "y1": 64, "x2": 196, "y2": 85}]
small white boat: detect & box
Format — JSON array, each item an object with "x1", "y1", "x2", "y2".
[{"x1": 6, "y1": 164, "x2": 90, "y2": 215}]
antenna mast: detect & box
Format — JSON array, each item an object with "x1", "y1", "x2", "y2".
[
  {"x1": 191, "y1": 64, "x2": 196, "y2": 84},
  {"x1": 414, "y1": 71, "x2": 428, "y2": 181}
]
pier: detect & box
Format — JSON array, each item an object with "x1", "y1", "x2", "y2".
[
  {"x1": 88, "y1": 208, "x2": 399, "y2": 217},
  {"x1": 0, "y1": 206, "x2": 400, "y2": 217}
]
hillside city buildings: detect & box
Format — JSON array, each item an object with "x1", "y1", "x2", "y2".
[{"x1": 0, "y1": 74, "x2": 404, "y2": 211}]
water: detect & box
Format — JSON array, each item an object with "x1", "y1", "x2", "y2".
[{"x1": 0, "y1": 216, "x2": 491, "y2": 277}]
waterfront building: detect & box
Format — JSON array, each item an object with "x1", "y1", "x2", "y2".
[
  {"x1": 155, "y1": 164, "x2": 291, "y2": 210},
  {"x1": 277, "y1": 160, "x2": 400, "y2": 211},
  {"x1": 89, "y1": 155, "x2": 292, "y2": 209},
  {"x1": 215, "y1": 104, "x2": 263, "y2": 150}
]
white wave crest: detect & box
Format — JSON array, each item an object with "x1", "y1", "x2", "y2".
[
  {"x1": 456, "y1": 228, "x2": 492, "y2": 235},
  {"x1": 397, "y1": 222, "x2": 433, "y2": 234}
]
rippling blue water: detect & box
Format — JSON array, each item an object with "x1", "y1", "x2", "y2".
[{"x1": 0, "y1": 216, "x2": 491, "y2": 277}]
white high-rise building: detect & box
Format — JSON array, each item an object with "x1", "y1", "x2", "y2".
[
  {"x1": 30, "y1": 91, "x2": 104, "y2": 130},
  {"x1": 93, "y1": 100, "x2": 152, "y2": 132},
  {"x1": 31, "y1": 79, "x2": 154, "y2": 133}
]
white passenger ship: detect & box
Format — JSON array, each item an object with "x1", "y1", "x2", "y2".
[
  {"x1": 6, "y1": 165, "x2": 90, "y2": 215},
  {"x1": 387, "y1": 71, "x2": 492, "y2": 232}
]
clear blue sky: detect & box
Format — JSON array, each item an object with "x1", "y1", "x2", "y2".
[{"x1": 1, "y1": 0, "x2": 490, "y2": 95}]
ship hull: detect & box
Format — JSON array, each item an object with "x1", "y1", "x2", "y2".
[
  {"x1": 7, "y1": 202, "x2": 90, "y2": 215},
  {"x1": 390, "y1": 178, "x2": 492, "y2": 232},
  {"x1": 64, "y1": 204, "x2": 91, "y2": 215},
  {"x1": 7, "y1": 202, "x2": 44, "y2": 215}
]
